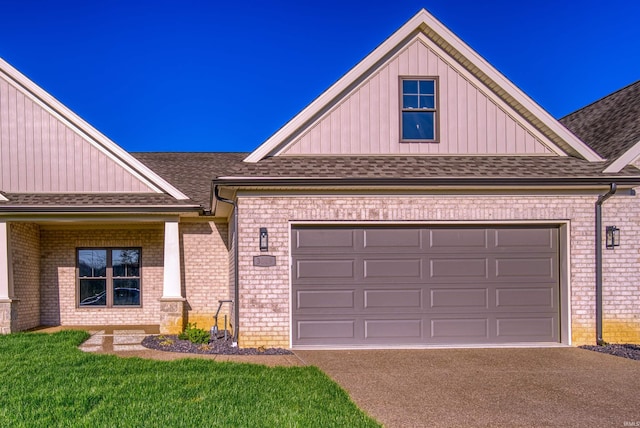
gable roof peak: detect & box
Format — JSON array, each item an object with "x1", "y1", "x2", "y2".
[
  {"x1": 0, "y1": 57, "x2": 190, "y2": 200},
  {"x1": 244, "y1": 8, "x2": 603, "y2": 163}
]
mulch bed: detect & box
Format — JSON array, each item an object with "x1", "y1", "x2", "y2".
[
  {"x1": 579, "y1": 343, "x2": 640, "y2": 361},
  {"x1": 143, "y1": 334, "x2": 640, "y2": 360},
  {"x1": 141, "y1": 333, "x2": 293, "y2": 355}
]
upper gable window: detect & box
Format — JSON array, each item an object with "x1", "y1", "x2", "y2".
[{"x1": 401, "y1": 78, "x2": 437, "y2": 142}]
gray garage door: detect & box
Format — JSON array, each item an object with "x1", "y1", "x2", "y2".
[{"x1": 291, "y1": 226, "x2": 560, "y2": 347}]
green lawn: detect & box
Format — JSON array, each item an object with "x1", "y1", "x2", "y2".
[{"x1": 0, "y1": 331, "x2": 380, "y2": 427}]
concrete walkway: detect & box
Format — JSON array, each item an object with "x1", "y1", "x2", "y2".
[{"x1": 296, "y1": 348, "x2": 640, "y2": 427}]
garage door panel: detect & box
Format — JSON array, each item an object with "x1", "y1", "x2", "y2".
[
  {"x1": 494, "y1": 228, "x2": 556, "y2": 251},
  {"x1": 430, "y1": 318, "x2": 489, "y2": 338},
  {"x1": 363, "y1": 259, "x2": 422, "y2": 278},
  {"x1": 363, "y1": 228, "x2": 422, "y2": 249},
  {"x1": 429, "y1": 228, "x2": 488, "y2": 249},
  {"x1": 430, "y1": 288, "x2": 488, "y2": 308},
  {"x1": 292, "y1": 226, "x2": 560, "y2": 347},
  {"x1": 496, "y1": 317, "x2": 556, "y2": 340},
  {"x1": 495, "y1": 287, "x2": 555, "y2": 309},
  {"x1": 295, "y1": 229, "x2": 355, "y2": 250},
  {"x1": 495, "y1": 257, "x2": 556, "y2": 280},
  {"x1": 364, "y1": 289, "x2": 423, "y2": 309},
  {"x1": 296, "y1": 259, "x2": 354, "y2": 279},
  {"x1": 365, "y1": 319, "x2": 422, "y2": 339},
  {"x1": 430, "y1": 258, "x2": 488, "y2": 279},
  {"x1": 296, "y1": 290, "x2": 355, "y2": 310},
  {"x1": 297, "y1": 320, "x2": 355, "y2": 340}
]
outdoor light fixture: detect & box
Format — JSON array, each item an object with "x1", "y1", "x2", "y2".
[
  {"x1": 259, "y1": 228, "x2": 268, "y2": 251},
  {"x1": 605, "y1": 226, "x2": 620, "y2": 249}
]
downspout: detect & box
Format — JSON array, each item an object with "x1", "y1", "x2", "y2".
[
  {"x1": 213, "y1": 184, "x2": 240, "y2": 345},
  {"x1": 595, "y1": 183, "x2": 617, "y2": 345}
]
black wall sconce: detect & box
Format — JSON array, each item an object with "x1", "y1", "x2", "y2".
[
  {"x1": 259, "y1": 228, "x2": 268, "y2": 252},
  {"x1": 605, "y1": 226, "x2": 620, "y2": 249}
]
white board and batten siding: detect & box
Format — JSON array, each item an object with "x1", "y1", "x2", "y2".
[
  {"x1": 281, "y1": 40, "x2": 554, "y2": 157},
  {"x1": 0, "y1": 74, "x2": 155, "y2": 193}
]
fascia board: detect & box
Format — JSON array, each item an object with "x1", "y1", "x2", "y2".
[
  {"x1": 603, "y1": 140, "x2": 640, "y2": 173},
  {"x1": 245, "y1": 9, "x2": 603, "y2": 163},
  {"x1": 0, "y1": 205, "x2": 200, "y2": 213},
  {"x1": 0, "y1": 58, "x2": 190, "y2": 200},
  {"x1": 213, "y1": 176, "x2": 640, "y2": 188}
]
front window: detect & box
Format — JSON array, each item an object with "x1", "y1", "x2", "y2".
[
  {"x1": 401, "y1": 78, "x2": 437, "y2": 141},
  {"x1": 78, "y1": 248, "x2": 141, "y2": 307}
]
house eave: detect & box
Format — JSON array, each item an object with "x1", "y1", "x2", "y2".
[
  {"x1": 0, "y1": 205, "x2": 202, "y2": 214},
  {"x1": 214, "y1": 176, "x2": 640, "y2": 189},
  {"x1": 211, "y1": 177, "x2": 640, "y2": 218}
]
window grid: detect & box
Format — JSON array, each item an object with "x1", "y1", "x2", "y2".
[
  {"x1": 401, "y1": 78, "x2": 438, "y2": 142},
  {"x1": 77, "y1": 248, "x2": 141, "y2": 308}
]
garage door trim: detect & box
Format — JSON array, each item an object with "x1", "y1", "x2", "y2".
[{"x1": 289, "y1": 221, "x2": 570, "y2": 348}]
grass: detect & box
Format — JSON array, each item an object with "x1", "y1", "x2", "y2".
[{"x1": 0, "y1": 331, "x2": 380, "y2": 427}]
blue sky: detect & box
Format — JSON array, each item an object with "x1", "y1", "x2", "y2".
[{"x1": 1, "y1": 0, "x2": 638, "y2": 152}]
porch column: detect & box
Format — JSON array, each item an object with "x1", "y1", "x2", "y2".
[
  {"x1": 0, "y1": 222, "x2": 16, "y2": 334},
  {"x1": 162, "y1": 220, "x2": 182, "y2": 298},
  {"x1": 160, "y1": 220, "x2": 184, "y2": 334}
]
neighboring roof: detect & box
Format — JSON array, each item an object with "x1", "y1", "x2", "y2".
[
  {"x1": 220, "y1": 156, "x2": 640, "y2": 185},
  {"x1": 560, "y1": 80, "x2": 640, "y2": 160},
  {"x1": 245, "y1": 9, "x2": 603, "y2": 163},
  {"x1": 0, "y1": 57, "x2": 190, "y2": 200},
  {"x1": 132, "y1": 152, "x2": 247, "y2": 209},
  {"x1": 0, "y1": 193, "x2": 200, "y2": 212}
]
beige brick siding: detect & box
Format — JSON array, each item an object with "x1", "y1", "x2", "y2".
[
  {"x1": 10, "y1": 223, "x2": 41, "y2": 331},
  {"x1": 180, "y1": 220, "x2": 231, "y2": 331},
  {"x1": 40, "y1": 225, "x2": 164, "y2": 326},
  {"x1": 236, "y1": 193, "x2": 640, "y2": 347},
  {"x1": 600, "y1": 196, "x2": 640, "y2": 343}
]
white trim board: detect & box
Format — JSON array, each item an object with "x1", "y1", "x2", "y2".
[{"x1": 603, "y1": 140, "x2": 640, "y2": 173}]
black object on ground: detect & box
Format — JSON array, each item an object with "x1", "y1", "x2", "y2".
[
  {"x1": 579, "y1": 343, "x2": 640, "y2": 361},
  {"x1": 141, "y1": 333, "x2": 293, "y2": 355}
]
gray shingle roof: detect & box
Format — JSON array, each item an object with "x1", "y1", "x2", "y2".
[
  {"x1": 132, "y1": 152, "x2": 247, "y2": 208},
  {"x1": 0, "y1": 192, "x2": 200, "y2": 210},
  {"x1": 560, "y1": 80, "x2": 640, "y2": 160},
  {"x1": 223, "y1": 155, "x2": 640, "y2": 181}
]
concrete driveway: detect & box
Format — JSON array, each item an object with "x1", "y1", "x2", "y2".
[{"x1": 296, "y1": 348, "x2": 640, "y2": 427}]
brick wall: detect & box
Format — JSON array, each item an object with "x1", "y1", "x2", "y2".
[
  {"x1": 236, "y1": 193, "x2": 640, "y2": 347},
  {"x1": 40, "y1": 225, "x2": 164, "y2": 326},
  {"x1": 10, "y1": 223, "x2": 41, "y2": 331},
  {"x1": 180, "y1": 220, "x2": 231, "y2": 331},
  {"x1": 600, "y1": 196, "x2": 640, "y2": 343}
]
